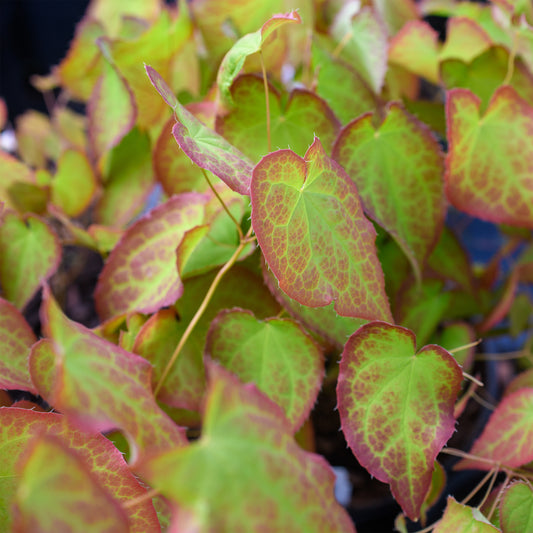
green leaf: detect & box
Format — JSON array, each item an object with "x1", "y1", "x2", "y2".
[
  {"x1": 138, "y1": 362, "x2": 356, "y2": 532},
  {"x1": 94, "y1": 193, "x2": 207, "y2": 319},
  {"x1": 95, "y1": 127, "x2": 155, "y2": 228},
  {"x1": 216, "y1": 10, "x2": 301, "y2": 107},
  {"x1": 441, "y1": 46, "x2": 533, "y2": 111},
  {"x1": 337, "y1": 322, "x2": 462, "y2": 520},
  {"x1": 0, "y1": 150, "x2": 35, "y2": 211},
  {"x1": 434, "y1": 497, "x2": 500, "y2": 532},
  {"x1": 205, "y1": 308, "x2": 323, "y2": 432},
  {"x1": 446, "y1": 86, "x2": 533, "y2": 228},
  {"x1": 0, "y1": 298, "x2": 37, "y2": 393},
  {"x1": 251, "y1": 137, "x2": 392, "y2": 321},
  {"x1": 30, "y1": 288, "x2": 187, "y2": 462},
  {"x1": 51, "y1": 149, "x2": 97, "y2": 217},
  {"x1": 153, "y1": 116, "x2": 207, "y2": 196},
  {"x1": 13, "y1": 435, "x2": 129, "y2": 532},
  {"x1": 216, "y1": 74, "x2": 341, "y2": 161},
  {"x1": 333, "y1": 103, "x2": 445, "y2": 282},
  {"x1": 88, "y1": 52, "x2": 136, "y2": 168},
  {"x1": 433, "y1": 322, "x2": 476, "y2": 370},
  {"x1": 262, "y1": 261, "x2": 366, "y2": 349},
  {"x1": 132, "y1": 265, "x2": 281, "y2": 411},
  {"x1": 0, "y1": 408, "x2": 159, "y2": 532},
  {"x1": 500, "y1": 482, "x2": 533, "y2": 533},
  {"x1": 311, "y1": 37, "x2": 376, "y2": 125},
  {"x1": 0, "y1": 211, "x2": 61, "y2": 309},
  {"x1": 146, "y1": 65, "x2": 254, "y2": 195},
  {"x1": 456, "y1": 389, "x2": 533, "y2": 471},
  {"x1": 331, "y1": 3, "x2": 388, "y2": 93}
]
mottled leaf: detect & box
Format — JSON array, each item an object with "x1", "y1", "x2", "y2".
[
  {"x1": 205, "y1": 308, "x2": 323, "y2": 432},
  {"x1": 153, "y1": 116, "x2": 207, "y2": 196},
  {"x1": 441, "y1": 46, "x2": 533, "y2": 110},
  {"x1": 251, "y1": 138, "x2": 391, "y2": 321},
  {"x1": 146, "y1": 65, "x2": 254, "y2": 195},
  {"x1": 138, "y1": 362, "x2": 356, "y2": 532},
  {"x1": 94, "y1": 193, "x2": 207, "y2": 319},
  {"x1": 500, "y1": 481, "x2": 533, "y2": 533},
  {"x1": 434, "y1": 497, "x2": 499, "y2": 532},
  {"x1": 216, "y1": 11, "x2": 301, "y2": 106},
  {"x1": 30, "y1": 288, "x2": 187, "y2": 462},
  {"x1": 445, "y1": 86, "x2": 533, "y2": 228},
  {"x1": 51, "y1": 149, "x2": 97, "y2": 217},
  {"x1": 333, "y1": 103, "x2": 445, "y2": 281},
  {"x1": 0, "y1": 408, "x2": 159, "y2": 532},
  {"x1": 262, "y1": 260, "x2": 365, "y2": 349},
  {"x1": 0, "y1": 298, "x2": 37, "y2": 393},
  {"x1": 133, "y1": 265, "x2": 280, "y2": 411},
  {"x1": 88, "y1": 53, "x2": 136, "y2": 167},
  {"x1": 434, "y1": 322, "x2": 476, "y2": 370},
  {"x1": 95, "y1": 127, "x2": 155, "y2": 228},
  {"x1": 331, "y1": 3, "x2": 388, "y2": 93},
  {"x1": 457, "y1": 389, "x2": 533, "y2": 471},
  {"x1": 0, "y1": 211, "x2": 61, "y2": 309},
  {"x1": 217, "y1": 74, "x2": 340, "y2": 161},
  {"x1": 12, "y1": 435, "x2": 129, "y2": 533},
  {"x1": 337, "y1": 322, "x2": 462, "y2": 519},
  {"x1": 420, "y1": 461, "x2": 447, "y2": 525}
]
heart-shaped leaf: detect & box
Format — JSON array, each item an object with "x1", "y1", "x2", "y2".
[
  {"x1": 216, "y1": 74, "x2": 340, "y2": 161},
  {"x1": 333, "y1": 103, "x2": 445, "y2": 281},
  {"x1": 251, "y1": 137, "x2": 391, "y2": 321},
  {"x1": 205, "y1": 308, "x2": 323, "y2": 432},
  {"x1": 30, "y1": 288, "x2": 186, "y2": 462},
  {"x1": 137, "y1": 362, "x2": 356, "y2": 532},
  {"x1": 456, "y1": 388, "x2": 533, "y2": 471},
  {"x1": 445, "y1": 86, "x2": 533, "y2": 228},
  {"x1": 94, "y1": 193, "x2": 207, "y2": 319},
  {"x1": 337, "y1": 321, "x2": 462, "y2": 520},
  {"x1": 0, "y1": 211, "x2": 61, "y2": 309},
  {"x1": 146, "y1": 65, "x2": 254, "y2": 195},
  {"x1": 0, "y1": 298, "x2": 37, "y2": 393},
  {"x1": 0, "y1": 408, "x2": 159, "y2": 532}
]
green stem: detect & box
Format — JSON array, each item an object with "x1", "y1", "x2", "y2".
[
  {"x1": 154, "y1": 226, "x2": 255, "y2": 397},
  {"x1": 260, "y1": 50, "x2": 272, "y2": 153},
  {"x1": 200, "y1": 167, "x2": 243, "y2": 240}
]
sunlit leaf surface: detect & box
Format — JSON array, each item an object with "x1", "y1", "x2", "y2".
[
  {"x1": 500, "y1": 482, "x2": 533, "y2": 533},
  {"x1": 337, "y1": 322, "x2": 462, "y2": 519}
]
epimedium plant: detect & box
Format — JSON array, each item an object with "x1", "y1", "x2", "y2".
[{"x1": 2, "y1": 0, "x2": 533, "y2": 531}]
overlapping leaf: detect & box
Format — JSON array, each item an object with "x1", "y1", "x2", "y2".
[
  {"x1": 217, "y1": 74, "x2": 340, "y2": 161},
  {"x1": 333, "y1": 103, "x2": 445, "y2": 281},
  {"x1": 456, "y1": 389, "x2": 533, "y2": 471},
  {"x1": 146, "y1": 65, "x2": 254, "y2": 195},
  {"x1": 94, "y1": 127, "x2": 155, "y2": 228},
  {"x1": 30, "y1": 288, "x2": 186, "y2": 462},
  {"x1": 0, "y1": 409, "x2": 159, "y2": 532},
  {"x1": 337, "y1": 322, "x2": 462, "y2": 519},
  {"x1": 216, "y1": 11, "x2": 301, "y2": 107},
  {"x1": 88, "y1": 50, "x2": 136, "y2": 168},
  {"x1": 0, "y1": 211, "x2": 61, "y2": 309},
  {"x1": 331, "y1": 3, "x2": 388, "y2": 93},
  {"x1": 251, "y1": 137, "x2": 391, "y2": 321},
  {"x1": 205, "y1": 309, "x2": 323, "y2": 432},
  {"x1": 434, "y1": 497, "x2": 499, "y2": 532},
  {"x1": 0, "y1": 150, "x2": 35, "y2": 211},
  {"x1": 12, "y1": 435, "x2": 129, "y2": 532},
  {"x1": 137, "y1": 362, "x2": 356, "y2": 532},
  {"x1": 445, "y1": 86, "x2": 533, "y2": 228},
  {"x1": 133, "y1": 265, "x2": 280, "y2": 411},
  {"x1": 94, "y1": 193, "x2": 207, "y2": 319},
  {"x1": 500, "y1": 482, "x2": 533, "y2": 533},
  {"x1": 0, "y1": 298, "x2": 37, "y2": 392}
]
